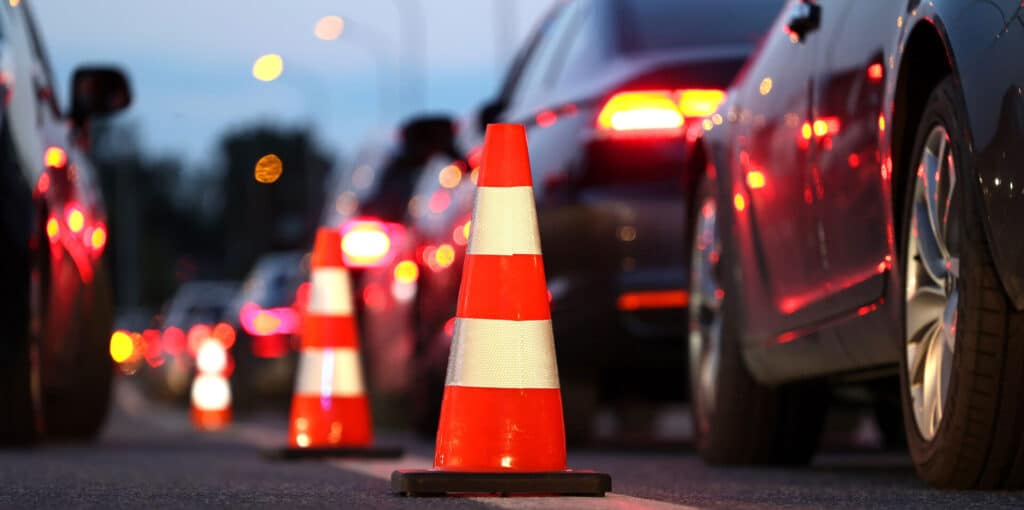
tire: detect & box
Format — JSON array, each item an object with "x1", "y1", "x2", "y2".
[
  {"x1": 41, "y1": 262, "x2": 114, "y2": 440},
  {"x1": 688, "y1": 171, "x2": 827, "y2": 465},
  {"x1": 899, "y1": 77, "x2": 1024, "y2": 489},
  {"x1": 0, "y1": 219, "x2": 38, "y2": 447},
  {"x1": 0, "y1": 121, "x2": 39, "y2": 446}
]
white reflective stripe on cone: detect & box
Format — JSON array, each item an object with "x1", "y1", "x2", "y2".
[
  {"x1": 306, "y1": 268, "x2": 353, "y2": 316},
  {"x1": 294, "y1": 347, "x2": 365, "y2": 397},
  {"x1": 445, "y1": 318, "x2": 560, "y2": 389},
  {"x1": 191, "y1": 374, "x2": 231, "y2": 411},
  {"x1": 467, "y1": 186, "x2": 541, "y2": 256}
]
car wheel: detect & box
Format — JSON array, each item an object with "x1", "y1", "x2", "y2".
[
  {"x1": 688, "y1": 172, "x2": 826, "y2": 465},
  {"x1": 42, "y1": 262, "x2": 114, "y2": 440},
  {"x1": 899, "y1": 76, "x2": 1024, "y2": 489},
  {"x1": 0, "y1": 123, "x2": 39, "y2": 446}
]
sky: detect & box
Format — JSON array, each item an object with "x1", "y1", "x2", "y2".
[{"x1": 32, "y1": 0, "x2": 557, "y2": 166}]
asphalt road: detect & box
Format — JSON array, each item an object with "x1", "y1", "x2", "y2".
[{"x1": 3, "y1": 384, "x2": 1024, "y2": 509}]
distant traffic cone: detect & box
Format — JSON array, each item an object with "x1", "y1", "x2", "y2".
[
  {"x1": 272, "y1": 227, "x2": 401, "y2": 459},
  {"x1": 190, "y1": 336, "x2": 232, "y2": 431},
  {"x1": 392, "y1": 124, "x2": 610, "y2": 496}
]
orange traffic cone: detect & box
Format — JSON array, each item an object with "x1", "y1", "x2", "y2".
[
  {"x1": 392, "y1": 124, "x2": 610, "y2": 496},
  {"x1": 190, "y1": 336, "x2": 232, "y2": 431},
  {"x1": 273, "y1": 227, "x2": 401, "y2": 459}
]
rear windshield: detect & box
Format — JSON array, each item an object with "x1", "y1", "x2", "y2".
[{"x1": 616, "y1": 0, "x2": 784, "y2": 53}]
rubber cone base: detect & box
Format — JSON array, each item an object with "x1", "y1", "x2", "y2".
[
  {"x1": 391, "y1": 469, "x2": 611, "y2": 497},
  {"x1": 266, "y1": 445, "x2": 403, "y2": 461}
]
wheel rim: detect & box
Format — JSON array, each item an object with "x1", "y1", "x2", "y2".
[
  {"x1": 905, "y1": 125, "x2": 960, "y2": 441},
  {"x1": 689, "y1": 190, "x2": 722, "y2": 434}
]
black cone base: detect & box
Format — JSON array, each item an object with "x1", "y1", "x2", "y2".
[
  {"x1": 391, "y1": 469, "x2": 611, "y2": 497},
  {"x1": 266, "y1": 445, "x2": 403, "y2": 460}
]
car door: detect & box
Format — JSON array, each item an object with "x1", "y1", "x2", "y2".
[
  {"x1": 811, "y1": 1, "x2": 902, "y2": 313},
  {"x1": 732, "y1": 0, "x2": 826, "y2": 339}
]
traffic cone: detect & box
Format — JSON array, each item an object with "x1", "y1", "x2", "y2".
[
  {"x1": 272, "y1": 227, "x2": 402, "y2": 459},
  {"x1": 392, "y1": 124, "x2": 610, "y2": 496},
  {"x1": 190, "y1": 336, "x2": 232, "y2": 431}
]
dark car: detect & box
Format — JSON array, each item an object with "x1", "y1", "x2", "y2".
[
  {"x1": 319, "y1": 118, "x2": 458, "y2": 407},
  {"x1": 692, "y1": 0, "x2": 1024, "y2": 489},
  {"x1": 227, "y1": 251, "x2": 309, "y2": 409},
  {"x1": 402, "y1": 0, "x2": 783, "y2": 440},
  {"x1": 0, "y1": 1, "x2": 130, "y2": 445}
]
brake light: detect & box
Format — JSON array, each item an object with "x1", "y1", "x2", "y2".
[
  {"x1": 162, "y1": 327, "x2": 186, "y2": 356},
  {"x1": 597, "y1": 91, "x2": 683, "y2": 133},
  {"x1": 44, "y1": 146, "x2": 67, "y2": 169},
  {"x1": 340, "y1": 218, "x2": 403, "y2": 268},
  {"x1": 239, "y1": 302, "x2": 300, "y2": 337},
  {"x1": 677, "y1": 89, "x2": 727, "y2": 118},
  {"x1": 596, "y1": 89, "x2": 725, "y2": 135}
]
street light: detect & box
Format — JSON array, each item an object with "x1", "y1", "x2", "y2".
[
  {"x1": 252, "y1": 53, "x2": 284, "y2": 82},
  {"x1": 314, "y1": 15, "x2": 345, "y2": 41}
]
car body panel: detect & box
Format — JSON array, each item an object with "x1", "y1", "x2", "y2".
[
  {"x1": 0, "y1": 1, "x2": 119, "y2": 397},
  {"x1": 705, "y1": 0, "x2": 1024, "y2": 384}
]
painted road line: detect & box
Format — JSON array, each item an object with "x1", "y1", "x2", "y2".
[{"x1": 228, "y1": 421, "x2": 699, "y2": 509}]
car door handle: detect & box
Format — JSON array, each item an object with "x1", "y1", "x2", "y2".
[{"x1": 786, "y1": 1, "x2": 821, "y2": 41}]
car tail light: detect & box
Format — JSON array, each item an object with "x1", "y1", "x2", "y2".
[
  {"x1": 162, "y1": 326, "x2": 186, "y2": 356},
  {"x1": 239, "y1": 302, "x2": 300, "y2": 337},
  {"x1": 596, "y1": 89, "x2": 726, "y2": 136},
  {"x1": 677, "y1": 89, "x2": 727, "y2": 118},
  {"x1": 212, "y1": 322, "x2": 236, "y2": 349},
  {"x1": 44, "y1": 146, "x2": 67, "y2": 169},
  {"x1": 340, "y1": 217, "x2": 404, "y2": 268},
  {"x1": 109, "y1": 330, "x2": 135, "y2": 363},
  {"x1": 252, "y1": 334, "x2": 290, "y2": 359}
]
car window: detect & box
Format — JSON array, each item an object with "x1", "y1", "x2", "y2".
[
  {"x1": 17, "y1": 1, "x2": 59, "y2": 113},
  {"x1": 615, "y1": 0, "x2": 785, "y2": 52},
  {"x1": 505, "y1": 0, "x2": 585, "y2": 113},
  {"x1": 552, "y1": 1, "x2": 605, "y2": 85}
]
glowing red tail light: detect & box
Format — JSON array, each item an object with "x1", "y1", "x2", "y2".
[
  {"x1": 239, "y1": 302, "x2": 300, "y2": 337},
  {"x1": 340, "y1": 218, "x2": 404, "y2": 268},
  {"x1": 596, "y1": 89, "x2": 726, "y2": 136}
]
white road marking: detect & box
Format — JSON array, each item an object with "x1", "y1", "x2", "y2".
[{"x1": 208, "y1": 419, "x2": 702, "y2": 509}]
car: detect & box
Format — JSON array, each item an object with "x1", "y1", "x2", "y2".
[
  {"x1": 143, "y1": 281, "x2": 237, "y2": 402},
  {"x1": 320, "y1": 117, "x2": 458, "y2": 407},
  {"x1": 227, "y1": 251, "x2": 308, "y2": 409},
  {"x1": 399, "y1": 0, "x2": 784, "y2": 440},
  {"x1": 691, "y1": 0, "x2": 1024, "y2": 489},
  {"x1": 0, "y1": 0, "x2": 131, "y2": 445}
]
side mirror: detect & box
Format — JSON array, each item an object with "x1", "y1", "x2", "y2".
[
  {"x1": 70, "y1": 67, "x2": 131, "y2": 124},
  {"x1": 476, "y1": 98, "x2": 506, "y2": 135}
]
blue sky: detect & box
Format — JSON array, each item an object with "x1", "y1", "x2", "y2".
[{"x1": 32, "y1": 0, "x2": 556, "y2": 166}]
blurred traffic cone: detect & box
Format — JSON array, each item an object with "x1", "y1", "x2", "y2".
[
  {"x1": 273, "y1": 227, "x2": 401, "y2": 459},
  {"x1": 392, "y1": 124, "x2": 610, "y2": 496},
  {"x1": 190, "y1": 336, "x2": 232, "y2": 431}
]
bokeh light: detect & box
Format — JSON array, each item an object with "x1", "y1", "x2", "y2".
[
  {"x1": 438, "y1": 164, "x2": 462, "y2": 189},
  {"x1": 314, "y1": 16, "x2": 345, "y2": 41},
  {"x1": 254, "y1": 154, "x2": 283, "y2": 183},
  {"x1": 252, "y1": 53, "x2": 284, "y2": 82},
  {"x1": 110, "y1": 331, "x2": 134, "y2": 363}
]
